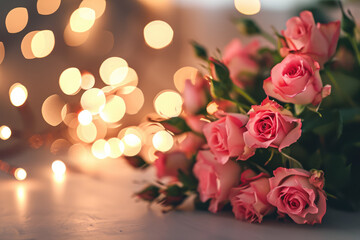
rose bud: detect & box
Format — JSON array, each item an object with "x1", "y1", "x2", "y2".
[
  {"x1": 263, "y1": 54, "x2": 331, "y2": 106},
  {"x1": 223, "y1": 39, "x2": 260, "y2": 88},
  {"x1": 230, "y1": 169, "x2": 274, "y2": 223},
  {"x1": 185, "y1": 115, "x2": 209, "y2": 133},
  {"x1": 135, "y1": 185, "x2": 160, "y2": 202},
  {"x1": 204, "y1": 113, "x2": 255, "y2": 164},
  {"x1": 154, "y1": 151, "x2": 190, "y2": 179},
  {"x1": 183, "y1": 79, "x2": 208, "y2": 115},
  {"x1": 281, "y1": 10, "x2": 340, "y2": 67},
  {"x1": 177, "y1": 132, "x2": 205, "y2": 157},
  {"x1": 193, "y1": 150, "x2": 242, "y2": 213},
  {"x1": 158, "y1": 185, "x2": 187, "y2": 207},
  {"x1": 243, "y1": 98, "x2": 302, "y2": 151},
  {"x1": 267, "y1": 167, "x2": 327, "y2": 224}
]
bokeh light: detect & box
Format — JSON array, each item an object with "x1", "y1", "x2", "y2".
[
  {"x1": 70, "y1": 7, "x2": 96, "y2": 33},
  {"x1": 107, "y1": 138, "x2": 125, "y2": 158},
  {"x1": 21, "y1": 31, "x2": 39, "y2": 59},
  {"x1": 99, "y1": 95, "x2": 126, "y2": 123},
  {"x1": 79, "y1": 0, "x2": 106, "y2": 19},
  {"x1": 77, "y1": 122, "x2": 97, "y2": 143},
  {"x1": 119, "y1": 87, "x2": 144, "y2": 115},
  {"x1": 234, "y1": 0, "x2": 261, "y2": 15},
  {"x1": 64, "y1": 23, "x2": 90, "y2": 47},
  {"x1": 81, "y1": 72, "x2": 95, "y2": 90},
  {"x1": 5, "y1": 7, "x2": 28, "y2": 34},
  {"x1": 173, "y1": 66, "x2": 199, "y2": 92},
  {"x1": 99, "y1": 57, "x2": 129, "y2": 85},
  {"x1": 52, "y1": 160, "x2": 66, "y2": 176},
  {"x1": 42, "y1": 94, "x2": 66, "y2": 126},
  {"x1": 152, "y1": 130, "x2": 174, "y2": 152},
  {"x1": 144, "y1": 20, "x2": 174, "y2": 49},
  {"x1": 9, "y1": 83, "x2": 28, "y2": 107},
  {"x1": 78, "y1": 110, "x2": 93, "y2": 125},
  {"x1": 59, "y1": 67, "x2": 82, "y2": 95},
  {"x1": 0, "y1": 42, "x2": 5, "y2": 64},
  {"x1": 154, "y1": 90, "x2": 183, "y2": 118},
  {"x1": 0, "y1": 125, "x2": 12, "y2": 140},
  {"x1": 14, "y1": 168, "x2": 27, "y2": 181},
  {"x1": 122, "y1": 133, "x2": 142, "y2": 156},
  {"x1": 31, "y1": 30, "x2": 55, "y2": 58},
  {"x1": 37, "y1": 0, "x2": 61, "y2": 15},
  {"x1": 80, "y1": 88, "x2": 106, "y2": 114},
  {"x1": 91, "y1": 139, "x2": 110, "y2": 159}
]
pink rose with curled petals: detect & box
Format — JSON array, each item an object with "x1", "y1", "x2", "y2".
[
  {"x1": 230, "y1": 169, "x2": 275, "y2": 223},
  {"x1": 281, "y1": 10, "x2": 340, "y2": 66},
  {"x1": 267, "y1": 167, "x2": 327, "y2": 224},
  {"x1": 223, "y1": 39, "x2": 260, "y2": 88},
  {"x1": 263, "y1": 54, "x2": 331, "y2": 106},
  {"x1": 154, "y1": 151, "x2": 190, "y2": 179},
  {"x1": 194, "y1": 150, "x2": 242, "y2": 213},
  {"x1": 243, "y1": 98, "x2": 302, "y2": 151},
  {"x1": 203, "y1": 114, "x2": 255, "y2": 165}
]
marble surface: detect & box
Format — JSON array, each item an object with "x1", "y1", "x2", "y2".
[{"x1": 1, "y1": 149, "x2": 360, "y2": 240}]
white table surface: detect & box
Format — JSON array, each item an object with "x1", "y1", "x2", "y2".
[{"x1": 0, "y1": 149, "x2": 359, "y2": 240}]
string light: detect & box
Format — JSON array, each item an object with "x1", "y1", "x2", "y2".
[
  {"x1": 152, "y1": 130, "x2": 174, "y2": 152},
  {"x1": 154, "y1": 90, "x2": 183, "y2": 118},
  {"x1": 144, "y1": 20, "x2": 174, "y2": 49},
  {"x1": 31, "y1": 30, "x2": 55, "y2": 58},
  {"x1": 5, "y1": 7, "x2": 28, "y2": 34},
  {"x1": 14, "y1": 168, "x2": 27, "y2": 181},
  {"x1": 234, "y1": 0, "x2": 261, "y2": 15},
  {"x1": 37, "y1": 0, "x2": 61, "y2": 15},
  {"x1": 52, "y1": 160, "x2": 66, "y2": 176},
  {"x1": 59, "y1": 67, "x2": 82, "y2": 95},
  {"x1": 78, "y1": 110, "x2": 93, "y2": 125},
  {"x1": 0, "y1": 125, "x2": 12, "y2": 140},
  {"x1": 42, "y1": 94, "x2": 65, "y2": 126},
  {"x1": 9, "y1": 83, "x2": 28, "y2": 107},
  {"x1": 70, "y1": 7, "x2": 96, "y2": 33}
]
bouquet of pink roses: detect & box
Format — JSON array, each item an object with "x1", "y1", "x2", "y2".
[{"x1": 134, "y1": 4, "x2": 360, "y2": 224}]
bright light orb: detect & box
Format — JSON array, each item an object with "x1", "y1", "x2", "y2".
[
  {"x1": 154, "y1": 90, "x2": 183, "y2": 118},
  {"x1": 152, "y1": 130, "x2": 173, "y2": 152},
  {"x1": 80, "y1": 88, "x2": 106, "y2": 114},
  {"x1": 78, "y1": 110, "x2": 93, "y2": 125},
  {"x1": 42, "y1": 94, "x2": 65, "y2": 126},
  {"x1": 21, "y1": 31, "x2": 39, "y2": 59},
  {"x1": 80, "y1": 0, "x2": 106, "y2": 19},
  {"x1": 107, "y1": 138, "x2": 125, "y2": 158},
  {"x1": 9, "y1": 83, "x2": 28, "y2": 107},
  {"x1": 99, "y1": 95, "x2": 126, "y2": 123},
  {"x1": 37, "y1": 0, "x2": 61, "y2": 15},
  {"x1": 0, "y1": 126, "x2": 12, "y2": 140},
  {"x1": 52, "y1": 160, "x2": 66, "y2": 176},
  {"x1": 234, "y1": 0, "x2": 261, "y2": 15},
  {"x1": 144, "y1": 20, "x2": 174, "y2": 49},
  {"x1": 70, "y1": 7, "x2": 96, "y2": 33},
  {"x1": 59, "y1": 67, "x2": 82, "y2": 95},
  {"x1": 99, "y1": 57, "x2": 129, "y2": 85},
  {"x1": 5, "y1": 7, "x2": 28, "y2": 34},
  {"x1": 31, "y1": 30, "x2": 55, "y2": 58},
  {"x1": 122, "y1": 134, "x2": 142, "y2": 156},
  {"x1": 76, "y1": 122, "x2": 97, "y2": 143},
  {"x1": 14, "y1": 168, "x2": 27, "y2": 181},
  {"x1": 81, "y1": 72, "x2": 95, "y2": 90},
  {"x1": 91, "y1": 139, "x2": 110, "y2": 159}
]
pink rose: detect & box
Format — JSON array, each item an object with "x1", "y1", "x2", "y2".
[
  {"x1": 281, "y1": 10, "x2": 340, "y2": 66},
  {"x1": 223, "y1": 39, "x2": 260, "y2": 88},
  {"x1": 185, "y1": 115, "x2": 210, "y2": 133},
  {"x1": 194, "y1": 150, "x2": 242, "y2": 213},
  {"x1": 263, "y1": 54, "x2": 331, "y2": 106},
  {"x1": 267, "y1": 167, "x2": 327, "y2": 224},
  {"x1": 203, "y1": 114, "x2": 255, "y2": 165},
  {"x1": 244, "y1": 98, "x2": 302, "y2": 151},
  {"x1": 177, "y1": 132, "x2": 205, "y2": 156},
  {"x1": 154, "y1": 151, "x2": 190, "y2": 179},
  {"x1": 230, "y1": 169, "x2": 274, "y2": 223},
  {"x1": 183, "y1": 79, "x2": 208, "y2": 115}
]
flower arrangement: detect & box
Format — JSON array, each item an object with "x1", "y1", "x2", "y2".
[{"x1": 134, "y1": 4, "x2": 360, "y2": 225}]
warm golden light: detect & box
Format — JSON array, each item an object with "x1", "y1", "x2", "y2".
[
  {"x1": 64, "y1": 23, "x2": 90, "y2": 47},
  {"x1": 99, "y1": 57, "x2": 129, "y2": 85},
  {"x1": 5, "y1": 7, "x2": 28, "y2": 34},
  {"x1": 78, "y1": 110, "x2": 93, "y2": 125},
  {"x1": 42, "y1": 94, "x2": 66, "y2": 126},
  {"x1": 122, "y1": 134, "x2": 142, "y2": 156},
  {"x1": 91, "y1": 139, "x2": 110, "y2": 159},
  {"x1": 31, "y1": 30, "x2": 55, "y2": 58},
  {"x1": 21, "y1": 31, "x2": 39, "y2": 59},
  {"x1": 9, "y1": 83, "x2": 28, "y2": 107},
  {"x1": 80, "y1": 88, "x2": 106, "y2": 114},
  {"x1": 206, "y1": 101, "x2": 219, "y2": 115},
  {"x1": 59, "y1": 67, "x2": 82, "y2": 95},
  {"x1": 234, "y1": 0, "x2": 261, "y2": 15},
  {"x1": 144, "y1": 20, "x2": 174, "y2": 49},
  {"x1": 154, "y1": 90, "x2": 183, "y2": 118},
  {"x1": 0, "y1": 42, "x2": 4, "y2": 64},
  {"x1": 120, "y1": 87, "x2": 144, "y2": 115},
  {"x1": 81, "y1": 72, "x2": 95, "y2": 90},
  {"x1": 152, "y1": 130, "x2": 174, "y2": 152},
  {"x1": 107, "y1": 138, "x2": 125, "y2": 158},
  {"x1": 37, "y1": 0, "x2": 61, "y2": 15},
  {"x1": 174, "y1": 66, "x2": 199, "y2": 92},
  {"x1": 77, "y1": 122, "x2": 97, "y2": 143},
  {"x1": 70, "y1": 7, "x2": 96, "y2": 33},
  {"x1": 14, "y1": 168, "x2": 27, "y2": 181},
  {"x1": 52, "y1": 160, "x2": 66, "y2": 176},
  {"x1": 80, "y1": 0, "x2": 106, "y2": 19},
  {"x1": 50, "y1": 139, "x2": 71, "y2": 155},
  {"x1": 99, "y1": 95, "x2": 126, "y2": 123},
  {"x1": 0, "y1": 125, "x2": 12, "y2": 140}
]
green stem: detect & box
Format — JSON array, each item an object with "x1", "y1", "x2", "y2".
[
  {"x1": 264, "y1": 149, "x2": 275, "y2": 166},
  {"x1": 325, "y1": 70, "x2": 357, "y2": 107},
  {"x1": 261, "y1": 31, "x2": 276, "y2": 46},
  {"x1": 233, "y1": 85, "x2": 257, "y2": 105},
  {"x1": 348, "y1": 34, "x2": 360, "y2": 67},
  {"x1": 280, "y1": 151, "x2": 303, "y2": 169}
]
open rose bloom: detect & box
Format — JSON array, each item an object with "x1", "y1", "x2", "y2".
[{"x1": 134, "y1": 8, "x2": 360, "y2": 226}]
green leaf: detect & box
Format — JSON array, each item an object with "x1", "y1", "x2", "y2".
[
  {"x1": 295, "y1": 104, "x2": 306, "y2": 116},
  {"x1": 338, "y1": 1, "x2": 356, "y2": 37},
  {"x1": 210, "y1": 79, "x2": 231, "y2": 100},
  {"x1": 232, "y1": 18, "x2": 262, "y2": 35},
  {"x1": 209, "y1": 58, "x2": 231, "y2": 87},
  {"x1": 190, "y1": 41, "x2": 208, "y2": 61},
  {"x1": 159, "y1": 117, "x2": 192, "y2": 135}
]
